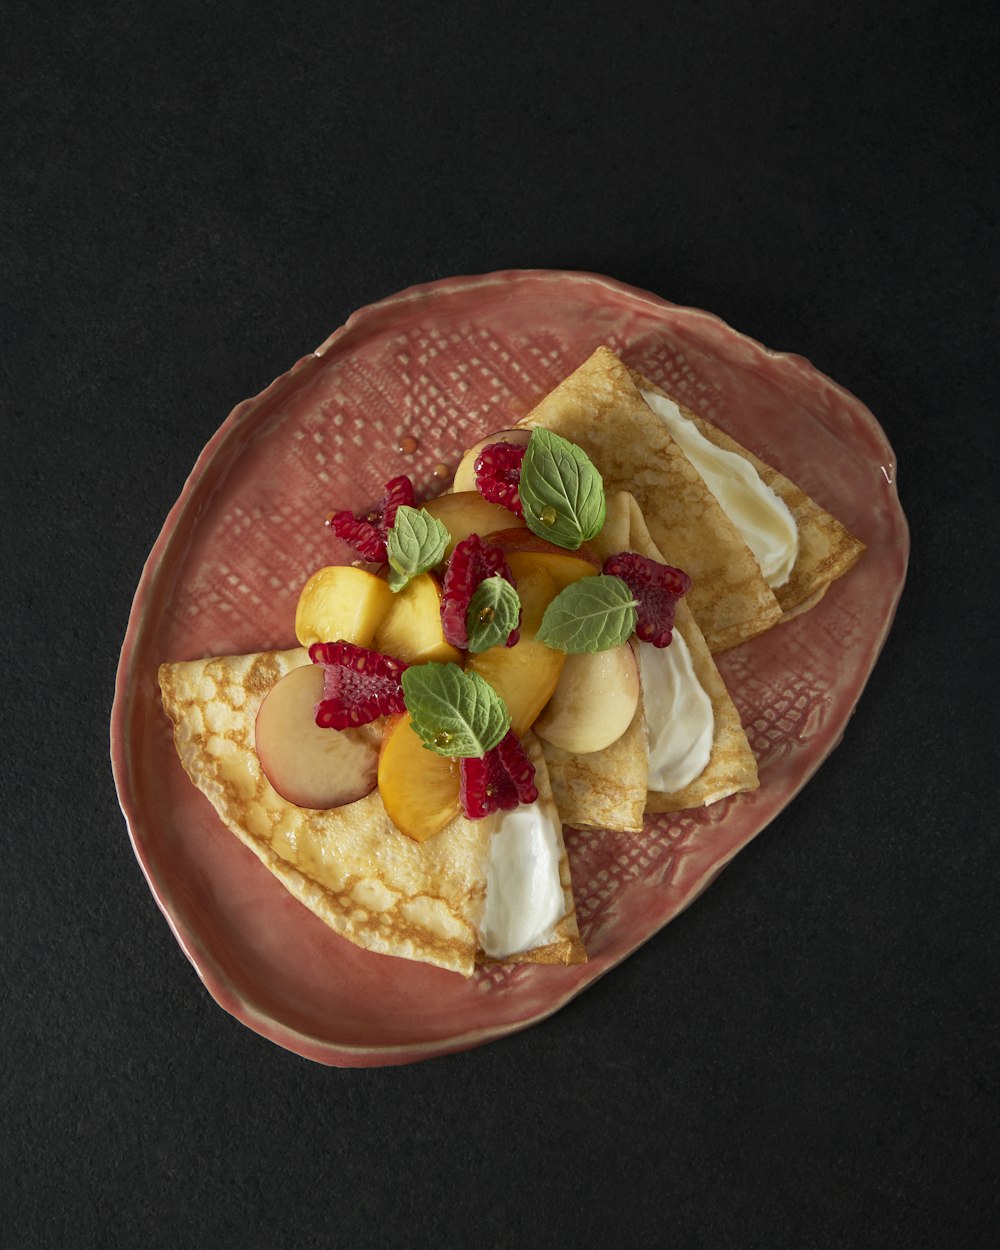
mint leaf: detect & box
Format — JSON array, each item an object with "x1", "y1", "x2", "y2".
[
  {"x1": 385, "y1": 506, "x2": 450, "y2": 592},
  {"x1": 401, "y1": 662, "x2": 511, "y2": 757},
  {"x1": 518, "y1": 427, "x2": 606, "y2": 551},
  {"x1": 536, "y1": 575, "x2": 638, "y2": 653},
  {"x1": 466, "y1": 576, "x2": 521, "y2": 653}
]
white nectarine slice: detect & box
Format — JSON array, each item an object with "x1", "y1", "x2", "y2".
[
  {"x1": 452, "y1": 428, "x2": 532, "y2": 493},
  {"x1": 255, "y1": 663, "x2": 380, "y2": 809},
  {"x1": 371, "y1": 572, "x2": 462, "y2": 666},
  {"x1": 294, "y1": 566, "x2": 393, "y2": 648},
  {"x1": 377, "y1": 713, "x2": 461, "y2": 842},
  {"x1": 533, "y1": 643, "x2": 640, "y2": 754},
  {"x1": 422, "y1": 491, "x2": 525, "y2": 556}
]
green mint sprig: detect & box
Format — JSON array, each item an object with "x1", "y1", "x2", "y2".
[
  {"x1": 518, "y1": 427, "x2": 606, "y2": 551},
  {"x1": 536, "y1": 575, "x2": 638, "y2": 653},
  {"x1": 401, "y1": 662, "x2": 511, "y2": 758},
  {"x1": 385, "y1": 506, "x2": 450, "y2": 592},
  {"x1": 466, "y1": 576, "x2": 521, "y2": 653}
]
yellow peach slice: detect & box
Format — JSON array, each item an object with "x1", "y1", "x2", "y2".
[
  {"x1": 489, "y1": 529, "x2": 601, "y2": 589},
  {"x1": 422, "y1": 491, "x2": 525, "y2": 556},
  {"x1": 378, "y1": 713, "x2": 462, "y2": 842},
  {"x1": 294, "y1": 566, "x2": 394, "y2": 648},
  {"x1": 466, "y1": 555, "x2": 565, "y2": 737},
  {"x1": 452, "y1": 428, "x2": 532, "y2": 493},
  {"x1": 371, "y1": 572, "x2": 462, "y2": 666}
]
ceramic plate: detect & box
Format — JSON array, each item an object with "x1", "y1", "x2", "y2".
[{"x1": 111, "y1": 270, "x2": 908, "y2": 1066}]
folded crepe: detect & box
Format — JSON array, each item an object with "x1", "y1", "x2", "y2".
[
  {"x1": 159, "y1": 648, "x2": 584, "y2": 976},
  {"x1": 515, "y1": 347, "x2": 783, "y2": 652},
  {"x1": 633, "y1": 374, "x2": 866, "y2": 622},
  {"x1": 539, "y1": 492, "x2": 759, "y2": 827}
]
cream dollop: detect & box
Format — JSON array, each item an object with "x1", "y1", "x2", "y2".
[
  {"x1": 480, "y1": 798, "x2": 565, "y2": 958},
  {"x1": 639, "y1": 635, "x2": 714, "y2": 792},
  {"x1": 642, "y1": 390, "x2": 799, "y2": 588}
]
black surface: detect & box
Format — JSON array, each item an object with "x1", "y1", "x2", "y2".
[{"x1": 3, "y1": 2, "x2": 998, "y2": 1246}]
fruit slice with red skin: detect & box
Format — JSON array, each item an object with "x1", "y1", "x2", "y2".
[
  {"x1": 459, "y1": 730, "x2": 538, "y2": 818},
  {"x1": 466, "y1": 554, "x2": 564, "y2": 737},
  {"x1": 378, "y1": 712, "x2": 462, "y2": 842},
  {"x1": 295, "y1": 566, "x2": 393, "y2": 648},
  {"x1": 533, "y1": 642, "x2": 640, "y2": 754},
  {"x1": 422, "y1": 492, "x2": 525, "y2": 556},
  {"x1": 255, "y1": 664, "x2": 380, "y2": 809},
  {"x1": 453, "y1": 428, "x2": 532, "y2": 493},
  {"x1": 371, "y1": 572, "x2": 462, "y2": 665},
  {"x1": 488, "y1": 528, "x2": 601, "y2": 589}
]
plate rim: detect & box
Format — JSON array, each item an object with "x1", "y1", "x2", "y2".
[{"x1": 110, "y1": 268, "x2": 909, "y2": 1066}]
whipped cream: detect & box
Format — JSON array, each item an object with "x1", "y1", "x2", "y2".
[
  {"x1": 480, "y1": 798, "x2": 564, "y2": 958},
  {"x1": 639, "y1": 635, "x2": 714, "y2": 792},
  {"x1": 642, "y1": 390, "x2": 798, "y2": 588}
]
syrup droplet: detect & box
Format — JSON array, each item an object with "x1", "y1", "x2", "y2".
[
  {"x1": 398, "y1": 435, "x2": 419, "y2": 455},
  {"x1": 485, "y1": 783, "x2": 497, "y2": 797},
  {"x1": 433, "y1": 461, "x2": 451, "y2": 480},
  {"x1": 432, "y1": 730, "x2": 453, "y2": 749},
  {"x1": 478, "y1": 606, "x2": 495, "y2": 623},
  {"x1": 539, "y1": 505, "x2": 558, "y2": 527},
  {"x1": 324, "y1": 511, "x2": 336, "y2": 526}
]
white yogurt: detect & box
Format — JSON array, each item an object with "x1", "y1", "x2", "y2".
[
  {"x1": 480, "y1": 799, "x2": 564, "y2": 958},
  {"x1": 639, "y1": 634, "x2": 714, "y2": 792}
]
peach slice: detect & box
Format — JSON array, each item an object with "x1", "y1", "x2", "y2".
[
  {"x1": 371, "y1": 572, "x2": 462, "y2": 666},
  {"x1": 490, "y1": 528, "x2": 601, "y2": 591},
  {"x1": 422, "y1": 491, "x2": 525, "y2": 556},
  {"x1": 452, "y1": 428, "x2": 533, "y2": 493},
  {"x1": 255, "y1": 663, "x2": 380, "y2": 809},
  {"x1": 466, "y1": 554, "x2": 565, "y2": 737},
  {"x1": 533, "y1": 642, "x2": 640, "y2": 754},
  {"x1": 294, "y1": 566, "x2": 394, "y2": 649},
  {"x1": 377, "y1": 712, "x2": 462, "y2": 842}
]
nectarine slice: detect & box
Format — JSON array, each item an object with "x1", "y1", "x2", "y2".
[
  {"x1": 534, "y1": 643, "x2": 640, "y2": 754},
  {"x1": 452, "y1": 428, "x2": 532, "y2": 493},
  {"x1": 466, "y1": 556, "x2": 565, "y2": 737},
  {"x1": 371, "y1": 572, "x2": 462, "y2": 666},
  {"x1": 255, "y1": 663, "x2": 380, "y2": 809},
  {"x1": 294, "y1": 566, "x2": 393, "y2": 648},
  {"x1": 422, "y1": 491, "x2": 525, "y2": 556},
  {"x1": 378, "y1": 713, "x2": 462, "y2": 842}
]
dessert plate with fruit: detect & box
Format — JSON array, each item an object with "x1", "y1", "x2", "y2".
[{"x1": 111, "y1": 271, "x2": 908, "y2": 1066}]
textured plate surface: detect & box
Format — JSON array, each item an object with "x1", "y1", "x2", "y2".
[{"x1": 111, "y1": 270, "x2": 908, "y2": 1066}]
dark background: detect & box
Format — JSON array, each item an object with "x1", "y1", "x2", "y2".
[{"x1": 3, "y1": 1, "x2": 997, "y2": 1246}]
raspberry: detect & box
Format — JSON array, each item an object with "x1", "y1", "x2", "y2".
[
  {"x1": 602, "y1": 551, "x2": 692, "y2": 647},
  {"x1": 325, "y1": 475, "x2": 415, "y2": 562},
  {"x1": 309, "y1": 641, "x2": 408, "y2": 728},
  {"x1": 459, "y1": 731, "x2": 538, "y2": 818},
  {"x1": 440, "y1": 534, "x2": 520, "y2": 649},
  {"x1": 474, "y1": 442, "x2": 526, "y2": 518}
]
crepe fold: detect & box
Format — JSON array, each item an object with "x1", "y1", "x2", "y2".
[
  {"x1": 159, "y1": 648, "x2": 584, "y2": 977},
  {"x1": 633, "y1": 374, "x2": 866, "y2": 621},
  {"x1": 515, "y1": 346, "x2": 783, "y2": 652},
  {"x1": 539, "y1": 492, "x2": 759, "y2": 826}
]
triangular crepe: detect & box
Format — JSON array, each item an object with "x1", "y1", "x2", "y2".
[
  {"x1": 159, "y1": 648, "x2": 584, "y2": 976},
  {"x1": 539, "y1": 492, "x2": 759, "y2": 826},
  {"x1": 634, "y1": 374, "x2": 866, "y2": 621},
  {"x1": 515, "y1": 347, "x2": 783, "y2": 652}
]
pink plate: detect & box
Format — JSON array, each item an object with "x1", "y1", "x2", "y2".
[{"x1": 111, "y1": 270, "x2": 908, "y2": 1066}]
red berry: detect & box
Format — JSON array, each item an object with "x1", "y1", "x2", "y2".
[
  {"x1": 326, "y1": 475, "x2": 415, "y2": 562},
  {"x1": 474, "y1": 443, "x2": 526, "y2": 518},
  {"x1": 459, "y1": 731, "x2": 538, "y2": 818},
  {"x1": 440, "y1": 534, "x2": 520, "y2": 649},
  {"x1": 602, "y1": 551, "x2": 692, "y2": 647},
  {"x1": 309, "y1": 641, "x2": 408, "y2": 728}
]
